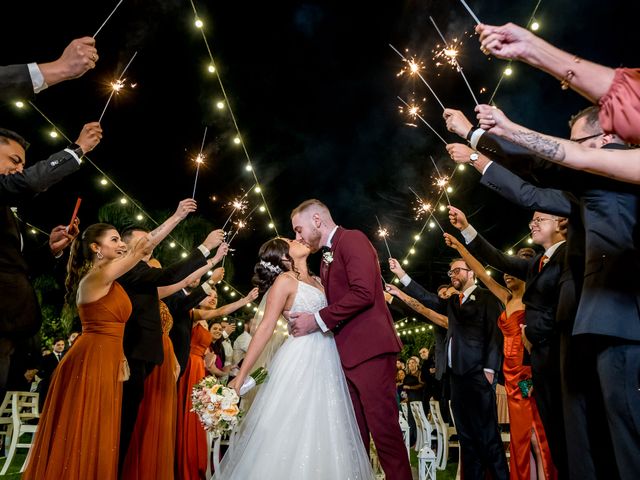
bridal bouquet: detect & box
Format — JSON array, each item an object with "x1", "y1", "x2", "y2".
[{"x1": 191, "y1": 367, "x2": 268, "y2": 436}]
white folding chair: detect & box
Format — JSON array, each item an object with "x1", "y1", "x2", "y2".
[
  {"x1": 410, "y1": 401, "x2": 436, "y2": 480},
  {"x1": 398, "y1": 412, "x2": 410, "y2": 459},
  {"x1": 0, "y1": 391, "x2": 39, "y2": 475},
  {"x1": 429, "y1": 399, "x2": 447, "y2": 470}
]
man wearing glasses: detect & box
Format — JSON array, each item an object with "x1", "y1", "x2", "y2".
[{"x1": 389, "y1": 256, "x2": 507, "y2": 480}]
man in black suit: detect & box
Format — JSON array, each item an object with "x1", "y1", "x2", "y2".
[
  {"x1": 36, "y1": 337, "x2": 66, "y2": 410},
  {"x1": 1, "y1": 37, "x2": 98, "y2": 102},
  {"x1": 0, "y1": 124, "x2": 102, "y2": 393},
  {"x1": 166, "y1": 267, "x2": 224, "y2": 378},
  {"x1": 448, "y1": 205, "x2": 569, "y2": 478},
  {"x1": 391, "y1": 257, "x2": 507, "y2": 479},
  {"x1": 444, "y1": 106, "x2": 638, "y2": 478},
  {"x1": 117, "y1": 216, "x2": 227, "y2": 470}
]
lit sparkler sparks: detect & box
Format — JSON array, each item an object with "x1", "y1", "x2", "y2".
[
  {"x1": 191, "y1": 127, "x2": 208, "y2": 199},
  {"x1": 374, "y1": 215, "x2": 393, "y2": 258},
  {"x1": 98, "y1": 51, "x2": 138, "y2": 123},
  {"x1": 397, "y1": 97, "x2": 447, "y2": 145},
  {"x1": 389, "y1": 44, "x2": 445, "y2": 110},
  {"x1": 221, "y1": 195, "x2": 250, "y2": 232},
  {"x1": 430, "y1": 156, "x2": 452, "y2": 204}
]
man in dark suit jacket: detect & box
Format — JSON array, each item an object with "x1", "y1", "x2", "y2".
[
  {"x1": 1, "y1": 37, "x2": 98, "y2": 102},
  {"x1": 449, "y1": 205, "x2": 570, "y2": 477},
  {"x1": 36, "y1": 337, "x2": 66, "y2": 409},
  {"x1": 117, "y1": 222, "x2": 226, "y2": 468},
  {"x1": 166, "y1": 268, "x2": 223, "y2": 377},
  {"x1": 444, "y1": 106, "x2": 638, "y2": 478},
  {"x1": 391, "y1": 256, "x2": 507, "y2": 479},
  {"x1": 289, "y1": 199, "x2": 411, "y2": 480},
  {"x1": 0, "y1": 124, "x2": 101, "y2": 393}
]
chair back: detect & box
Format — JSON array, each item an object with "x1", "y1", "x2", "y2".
[
  {"x1": 410, "y1": 401, "x2": 432, "y2": 451},
  {"x1": 429, "y1": 400, "x2": 447, "y2": 470}
]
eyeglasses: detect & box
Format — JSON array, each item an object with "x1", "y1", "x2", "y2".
[
  {"x1": 571, "y1": 132, "x2": 602, "y2": 144},
  {"x1": 528, "y1": 217, "x2": 557, "y2": 229},
  {"x1": 447, "y1": 267, "x2": 471, "y2": 277}
]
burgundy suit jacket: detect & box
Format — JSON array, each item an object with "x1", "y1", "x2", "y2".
[{"x1": 319, "y1": 227, "x2": 402, "y2": 368}]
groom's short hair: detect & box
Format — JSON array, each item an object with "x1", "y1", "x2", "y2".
[{"x1": 290, "y1": 199, "x2": 329, "y2": 218}]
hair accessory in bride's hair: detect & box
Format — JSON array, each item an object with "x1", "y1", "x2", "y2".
[{"x1": 260, "y1": 260, "x2": 282, "y2": 274}]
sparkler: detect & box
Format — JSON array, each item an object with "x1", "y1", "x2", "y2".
[
  {"x1": 458, "y1": 0, "x2": 482, "y2": 25},
  {"x1": 93, "y1": 0, "x2": 126, "y2": 38},
  {"x1": 409, "y1": 187, "x2": 445, "y2": 233},
  {"x1": 98, "y1": 51, "x2": 138, "y2": 123},
  {"x1": 375, "y1": 215, "x2": 393, "y2": 259},
  {"x1": 389, "y1": 44, "x2": 445, "y2": 110},
  {"x1": 397, "y1": 97, "x2": 447, "y2": 145},
  {"x1": 430, "y1": 156, "x2": 452, "y2": 204},
  {"x1": 220, "y1": 191, "x2": 253, "y2": 232},
  {"x1": 191, "y1": 127, "x2": 208, "y2": 199},
  {"x1": 429, "y1": 16, "x2": 479, "y2": 106}
]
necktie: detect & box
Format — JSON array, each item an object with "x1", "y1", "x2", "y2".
[
  {"x1": 458, "y1": 293, "x2": 464, "y2": 305},
  {"x1": 538, "y1": 255, "x2": 549, "y2": 272}
]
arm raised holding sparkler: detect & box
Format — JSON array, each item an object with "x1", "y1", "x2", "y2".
[
  {"x1": 475, "y1": 104, "x2": 640, "y2": 185},
  {"x1": 1, "y1": 38, "x2": 98, "y2": 101},
  {"x1": 193, "y1": 287, "x2": 259, "y2": 321},
  {"x1": 477, "y1": 22, "x2": 640, "y2": 144},
  {"x1": 384, "y1": 283, "x2": 448, "y2": 328}
]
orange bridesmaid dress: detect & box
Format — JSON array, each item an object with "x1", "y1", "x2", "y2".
[
  {"x1": 23, "y1": 282, "x2": 132, "y2": 480},
  {"x1": 176, "y1": 322, "x2": 212, "y2": 480},
  {"x1": 121, "y1": 300, "x2": 178, "y2": 480},
  {"x1": 499, "y1": 310, "x2": 556, "y2": 480}
]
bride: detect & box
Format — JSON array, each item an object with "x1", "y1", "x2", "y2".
[{"x1": 219, "y1": 238, "x2": 375, "y2": 479}]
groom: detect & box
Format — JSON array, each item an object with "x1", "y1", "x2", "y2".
[{"x1": 290, "y1": 199, "x2": 412, "y2": 480}]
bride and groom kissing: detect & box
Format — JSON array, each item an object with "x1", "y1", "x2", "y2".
[{"x1": 219, "y1": 199, "x2": 412, "y2": 479}]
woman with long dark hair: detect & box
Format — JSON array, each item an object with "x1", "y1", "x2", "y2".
[{"x1": 24, "y1": 223, "x2": 156, "y2": 479}]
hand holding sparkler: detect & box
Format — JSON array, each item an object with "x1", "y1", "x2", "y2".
[
  {"x1": 475, "y1": 104, "x2": 514, "y2": 137},
  {"x1": 203, "y1": 229, "x2": 226, "y2": 251},
  {"x1": 172, "y1": 198, "x2": 197, "y2": 221},
  {"x1": 388, "y1": 258, "x2": 407, "y2": 279},
  {"x1": 208, "y1": 267, "x2": 225, "y2": 284},
  {"x1": 75, "y1": 122, "x2": 103, "y2": 154},
  {"x1": 476, "y1": 23, "x2": 536, "y2": 61},
  {"x1": 443, "y1": 232, "x2": 464, "y2": 252},
  {"x1": 447, "y1": 205, "x2": 470, "y2": 231},
  {"x1": 446, "y1": 143, "x2": 490, "y2": 172},
  {"x1": 443, "y1": 108, "x2": 474, "y2": 139},
  {"x1": 212, "y1": 243, "x2": 229, "y2": 264},
  {"x1": 39, "y1": 37, "x2": 98, "y2": 86}
]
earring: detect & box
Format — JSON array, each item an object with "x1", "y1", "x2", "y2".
[{"x1": 96, "y1": 250, "x2": 104, "y2": 260}]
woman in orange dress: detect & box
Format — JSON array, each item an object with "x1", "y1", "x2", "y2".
[
  {"x1": 121, "y1": 300, "x2": 179, "y2": 480},
  {"x1": 23, "y1": 223, "x2": 155, "y2": 480},
  {"x1": 176, "y1": 317, "x2": 214, "y2": 480},
  {"x1": 445, "y1": 234, "x2": 556, "y2": 480}
]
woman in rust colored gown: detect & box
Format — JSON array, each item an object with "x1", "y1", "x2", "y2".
[
  {"x1": 121, "y1": 300, "x2": 179, "y2": 480},
  {"x1": 23, "y1": 223, "x2": 155, "y2": 480},
  {"x1": 445, "y1": 234, "x2": 556, "y2": 480},
  {"x1": 176, "y1": 318, "x2": 213, "y2": 480}
]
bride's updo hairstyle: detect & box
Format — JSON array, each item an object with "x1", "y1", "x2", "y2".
[{"x1": 252, "y1": 238, "x2": 296, "y2": 294}]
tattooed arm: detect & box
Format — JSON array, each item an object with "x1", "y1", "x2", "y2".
[
  {"x1": 385, "y1": 284, "x2": 448, "y2": 328},
  {"x1": 476, "y1": 104, "x2": 640, "y2": 185},
  {"x1": 145, "y1": 199, "x2": 197, "y2": 247}
]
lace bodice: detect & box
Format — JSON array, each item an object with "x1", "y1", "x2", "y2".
[{"x1": 289, "y1": 281, "x2": 327, "y2": 314}]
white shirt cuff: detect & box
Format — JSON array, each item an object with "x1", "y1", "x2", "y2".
[
  {"x1": 469, "y1": 129, "x2": 485, "y2": 150},
  {"x1": 483, "y1": 368, "x2": 495, "y2": 374},
  {"x1": 399, "y1": 274, "x2": 412, "y2": 287},
  {"x1": 460, "y1": 225, "x2": 478, "y2": 244},
  {"x1": 480, "y1": 160, "x2": 493, "y2": 175},
  {"x1": 201, "y1": 282, "x2": 213, "y2": 295},
  {"x1": 314, "y1": 312, "x2": 330, "y2": 333},
  {"x1": 28, "y1": 63, "x2": 47, "y2": 93},
  {"x1": 63, "y1": 148, "x2": 82, "y2": 165},
  {"x1": 197, "y1": 244, "x2": 210, "y2": 257}
]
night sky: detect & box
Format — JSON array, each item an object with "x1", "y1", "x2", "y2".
[{"x1": 1, "y1": 0, "x2": 636, "y2": 302}]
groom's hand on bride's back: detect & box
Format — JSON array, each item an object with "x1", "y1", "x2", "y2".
[{"x1": 288, "y1": 311, "x2": 319, "y2": 337}]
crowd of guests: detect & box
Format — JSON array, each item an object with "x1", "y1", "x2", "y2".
[{"x1": 1, "y1": 18, "x2": 639, "y2": 480}]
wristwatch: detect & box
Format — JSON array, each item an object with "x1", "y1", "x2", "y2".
[
  {"x1": 67, "y1": 143, "x2": 84, "y2": 158},
  {"x1": 469, "y1": 152, "x2": 479, "y2": 164},
  {"x1": 465, "y1": 127, "x2": 475, "y2": 141}
]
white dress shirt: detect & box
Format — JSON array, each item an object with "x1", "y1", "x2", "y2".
[{"x1": 314, "y1": 226, "x2": 339, "y2": 332}]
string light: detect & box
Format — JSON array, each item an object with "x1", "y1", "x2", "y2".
[
  {"x1": 207, "y1": 65, "x2": 216, "y2": 73},
  {"x1": 99, "y1": 178, "x2": 108, "y2": 186},
  {"x1": 120, "y1": 197, "x2": 128, "y2": 204},
  {"x1": 531, "y1": 21, "x2": 540, "y2": 31},
  {"x1": 15, "y1": 101, "x2": 24, "y2": 109},
  {"x1": 194, "y1": 18, "x2": 203, "y2": 28},
  {"x1": 504, "y1": 67, "x2": 513, "y2": 76},
  {"x1": 49, "y1": 130, "x2": 58, "y2": 138},
  {"x1": 216, "y1": 101, "x2": 225, "y2": 109}
]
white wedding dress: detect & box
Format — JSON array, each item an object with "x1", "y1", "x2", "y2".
[{"x1": 216, "y1": 281, "x2": 375, "y2": 480}]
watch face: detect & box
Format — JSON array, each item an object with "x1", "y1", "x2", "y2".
[{"x1": 470, "y1": 153, "x2": 479, "y2": 161}]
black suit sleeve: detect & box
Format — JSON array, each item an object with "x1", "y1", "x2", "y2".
[
  {"x1": 483, "y1": 292, "x2": 505, "y2": 372},
  {"x1": 481, "y1": 162, "x2": 573, "y2": 217},
  {"x1": 0, "y1": 149, "x2": 81, "y2": 203},
  {"x1": 403, "y1": 279, "x2": 446, "y2": 313},
  {"x1": 120, "y1": 249, "x2": 208, "y2": 288},
  {"x1": 176, "y1": 285, "x2": 210, "y2": 312},
  {"x1": 0, "y1": 64, "x2": 34, "y2": 102},
  {"x1": 467, "y1": 232, "x2": 533, "y2": 280}
]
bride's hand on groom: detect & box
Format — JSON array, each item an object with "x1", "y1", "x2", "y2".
[{"x1": 288, "y1": 311, "x2": 319, "y2": 337}]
